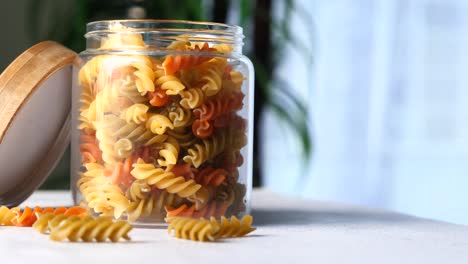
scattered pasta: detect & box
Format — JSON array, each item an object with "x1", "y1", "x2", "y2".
[
  {"x1": 0, "y1": 206, "x2": 19, "y2": 226},
  {"x1": 165, "y1": 215, "x2": 255, "y2": 242},
  {"x1": 33, "y1": 213, "x2": 132, "y2": 243},
  {"x1": 210, "y1": 215, "x2": 256, "y2": 238},
  {"x1": 166, "y1": 216, "x2": 220, "y2": 242}
]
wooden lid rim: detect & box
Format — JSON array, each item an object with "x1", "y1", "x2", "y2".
[{"x1": 0, "y1": 41, "x2": 77, "y2": 143}]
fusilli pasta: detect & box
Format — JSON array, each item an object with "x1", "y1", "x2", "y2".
[
  {"x1": 179, "y1": 87, "x2": 205, "y2": 109},
  {"x1": 125, "y1": 180, "x2": 155, "y2": 222},
  {"x1": 48, "y1": 215, "x2": 132, "y2": 242},
  {"x1": 166, "y1": 216, "x2": 220, "y2": 242},
  {"x1": 146, "y1": 114, "x2": 174, "y2": 135},
  {"x1": 121, "y1": 103, "x2": 149, "y2": 124},
  {"x1": 133, "y1": 62, "x2": 155, "y2": 95},
  {"x1": 131, "y1": 159, "x2": 204, "y2": 200},
  {"x1": 155, "y1": 75, "x2": 185, "y2": 95},
  {"x1": 210, "y1": 215, "x2": 256, "y2": 238},
  {"x1": 198, "y1": 58, "x2": 227, "y2": 96},
  {"x1": 163, "y1": 42, "x2": 215, "y2": 75},
  {"x1": 0, "y1": 206, "x2": 19, "y2": 226},
  {"x1": 183, "y1": 131, "x2": 227, "y2": 168}
]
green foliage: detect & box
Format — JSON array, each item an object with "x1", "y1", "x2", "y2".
[{"x1": 247, "y1": 0, "x2": 313, "y2": 158}]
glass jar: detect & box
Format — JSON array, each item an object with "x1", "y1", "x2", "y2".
[{"x1": 71, "y1": 20, "x2": 253, "y2": 226}]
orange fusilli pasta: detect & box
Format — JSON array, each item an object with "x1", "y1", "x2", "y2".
[{"x1": 12, "y1": 206, "x2": 87, "y2": 227}]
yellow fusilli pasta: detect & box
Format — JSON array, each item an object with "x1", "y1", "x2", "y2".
[
  {"x1": 183, "y1": 131, "x2": 227, "y2": 168},
  {"x1": 121, "y1": 103, "x2": 149, "y2": 124},
  {"x1": 155, "y1": 75, "x2": 185, "y2": 95},
  {"x1": 146, "y1": 114, "x2": 174, "y2": 135},
  {"x1": 157, "y1": 137, "x2": 180, "y2": 168},
  {"x1": 48, "y1": 215, "x2": 132, "y2": 242},
  {"x1": 78, "y1": 83, "x2": 95, "y2": 131},
  {"x1": 102, "y1": 114, "x2": 168, "y2": 147},
  {"x1": 113, "y1": 138, "x2": 133, "y2": 158},
  {"x1": 133, "y1": 62, "x2": 155, "y2": 96},
  {"x1": 166, "y1": 217, "x2": 220, "y2": 242},
  {"x1": 0, "y1": 206, "x2": 19, "y2": 226},
  {"x1": 33, "y1": 213, "x2": 80, "y2": 234},
  {"x1": 210, "y1": 215, "x2": 256, "y2": 238},
  {"x1": 78, "y1": 56, "x2": 106, "y2": 89},
  {"x1": 131, "y1": 159, "x2": 202, "y2": 199},
  {"x1": 198, "y1": 58, "x2": 227, "y2": 96},
  {"x1": 166, "y1": 128, "x2": 197, "y2": 148},
  {"x1": 153, "y1": 190, "x2": 184, "y2": 214},
  {"x1": 168, "y1": 104, "x2": 193, "y2": 128},
  {"x1": 78, "y1": 163, "x2": 130, "y2": 219},
  {"x1": 125, "y1": 180, "x2": 155, "y2": 222},
  {"x1": 115, "y1": 75, "x2": 147, "y2": 103},
  {"x1": 179, "y1": 87, "x2": 205, "y2": 109},
  {"x1": 96, "y1": 120, "x2": 120, "y2": 165}
]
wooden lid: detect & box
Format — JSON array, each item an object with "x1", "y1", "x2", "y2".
[{"x1": 0, "y1": 41, "x2": 77, "y2": 206}]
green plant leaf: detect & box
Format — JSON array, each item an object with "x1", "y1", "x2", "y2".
[{"x1": 239, "y1": 0, "x2": 252, "y2": 28}]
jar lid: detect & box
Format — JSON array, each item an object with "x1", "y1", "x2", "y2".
[{"x1": 0, "y1": 41, "x2": 77, "y2": 206}]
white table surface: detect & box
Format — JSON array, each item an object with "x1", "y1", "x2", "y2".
[{"x1": 1, "y1": 189, "x2": 468, "y2": 264}]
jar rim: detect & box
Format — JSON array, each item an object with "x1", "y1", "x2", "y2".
[{"x1": 85, "y1": 19, "x2": 244, "y2": 41}]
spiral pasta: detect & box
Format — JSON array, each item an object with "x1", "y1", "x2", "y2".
[
  {"x1": 198, "y1": 58, "x2": 228, "y2": 96},
  {"x1": 48, "y1": 215, "x2": 133, "y2": 242},
  {"x1": 170, "y1": 163, "x2": 196, "y2": 181},
  {"x1": 157, "y1": 137, "x2": 180, "y2": 168},
  {"x1": 179, "y1": 87, "x2": 205, "y2": 109},
  {"x1": 0, "y1": 206, "x2": 19, "y2": 226},
  {"x1": 163, "y1": 42, "x2": 215, "y2": 75},
  {"x1": 79, "y1": 133, "x2": 102, "y2": 164},
  {"x1": 78, "y1": 56, "x2": 107, "y2": 89},
  {"x1": 166, "y1": 217, "x2": 220, "y2": 242},
  {"x1": 146, "y1": 114, "x2": 174, "y2": 135},
  {"x1": 222, "y1": 71, "x2": 245, "y2": 94},
  {"x1": 147, "y1": 88, "x2": 170, "y2": 107},
  {"x1": 105, "y1": 114, "x2": 168, "y2": 146},
  {"x1": 125, "y1": 180, "x2": 155, "y2": 222},
  {"x1": 131, "y1": 159, "x2": 204, "y2": 199},
  {"x1": 166, "y1": 128, "x2": 197, "y2": 148},
  {"x1": 133, "y1": 62, "x2": 155, "y2": 96},
  {"x1": 77, "y1": 174, "x2": 113, "y2": 216},
  {"x1": 95, "y1": 121, "x2": 119, "y2": 165},
  {"x1": 195, "y1": 167, "x2": 227, "y2": 187},
  {"x1": 168, "y1": 103, "x2": 193, "y2": 128},
  {"x1": 193, "y1": 92, "x2": 244, "y2": 122},
  {"x1": 78, "y1": 163, "x2": 130, "y2": 218},
  {"x1": 183, "y1": 131, "x2": 227, "y2": 168},
  {"x1": 116, "y1": 74, "x2": 147, "y2": 103},
  {"x1": 192, "y1": 118, "x2": 213, "y2": 139},
  {"x1": 210, "y1": 215, "x2": 256, "y2": 238},
  {"x1": 155, "y1": 75, "x2": 185, "y2": 95},
  {"x1": 165, "y1": 201, "x2": 230, "y2": 219},
  {"x1": 12, "y1": 206, "x2": 87, "y2": 227},
  {"x1": 105, "y1": 157, "x2": 134, "y2": 186},
  {"x1": 121, "y1": 103, "x2": 149, "y2": 124},
  {"x1": 33, "y1": 214, "x2": 81, "y2": 235},
  {"x1": 78, "y1": 84, "x2": 95, "y2": 131},
  {"x1": 114, "y1": 138, "x2": 134, "y2": 158}
]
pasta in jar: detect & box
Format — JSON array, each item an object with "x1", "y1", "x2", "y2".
[{"x1": 72, "y1": 20, "x2": 253, "y2": 225}]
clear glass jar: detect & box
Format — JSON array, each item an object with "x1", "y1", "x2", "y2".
[{"x1": 71, "y1": 20, "x2": 253, "y2": 226}]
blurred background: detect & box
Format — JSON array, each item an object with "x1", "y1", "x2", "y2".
[{"x1": 2, "y1": 0, "x2": 468, "y2": 226}]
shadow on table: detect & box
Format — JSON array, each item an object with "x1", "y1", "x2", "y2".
[{"x1": 252, "y1": 208, "x2": 420, "y2": 227}]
